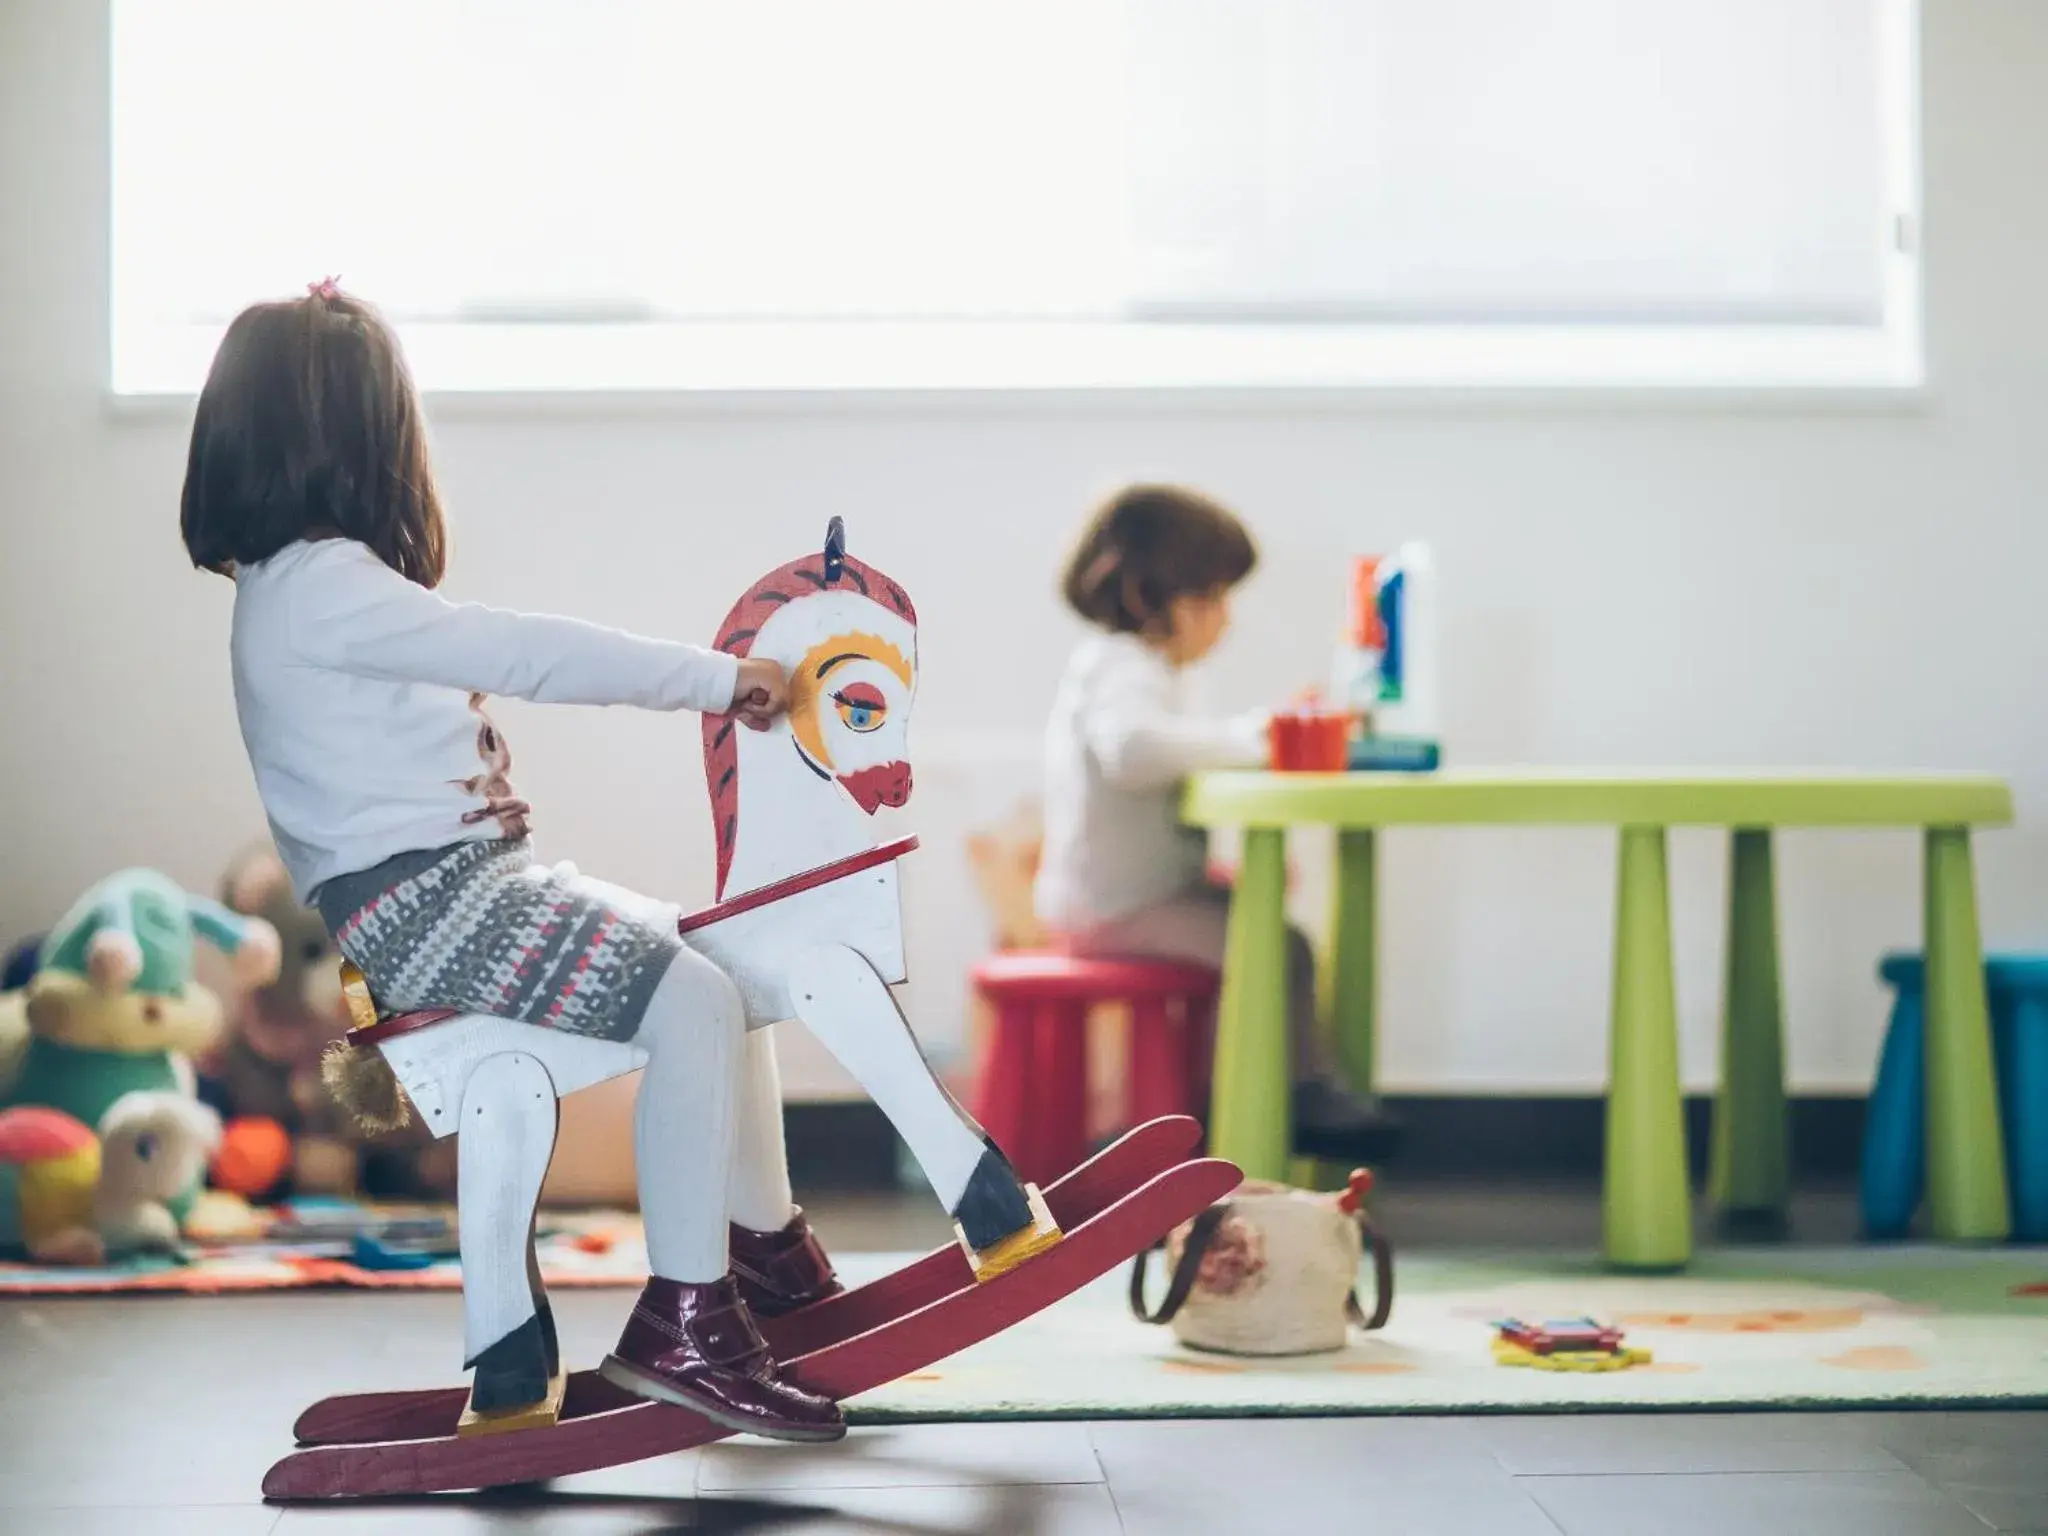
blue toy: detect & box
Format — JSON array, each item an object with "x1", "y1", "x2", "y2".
[{"x1": 350, "y1": 1232, "x2": 447, "y2": 1271}]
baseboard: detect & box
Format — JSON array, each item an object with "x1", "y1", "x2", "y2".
[
  {"x1": 784, "y1": 1100, "x2": 915, "y2": 1189},
  {"x1": 1374, "y1": 1094, "x2": 1866, "y2": 1181},
  {"x1": 782, "y1": 1094, "x2": 1868, "y2": 1191}
]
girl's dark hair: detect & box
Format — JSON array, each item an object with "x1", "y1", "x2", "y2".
[
  {"x1": 180, "y1": 288, "x2": 447, "y2": 587},
  {"x1": 1060, "y1": 483, "x2": 1258, "y2": 634}
]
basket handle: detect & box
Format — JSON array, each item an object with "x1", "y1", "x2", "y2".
[
  {"x1": 1345, "y1": 1212, "x2": 1396, "y2": 1331},
  {"x1": 1128, "y1": 1204, "x2": 1230, "y2": 1325}
]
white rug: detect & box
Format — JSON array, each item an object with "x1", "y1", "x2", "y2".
[{"x1": 835, "y1": 1246, "x2": 2048, "y2": 1420}]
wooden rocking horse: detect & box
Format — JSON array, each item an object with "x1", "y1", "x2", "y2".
[{"x1": 263, "y1": 520, "x2": 1238, "y2": 1500}]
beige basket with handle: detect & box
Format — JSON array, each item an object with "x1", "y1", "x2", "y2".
[{"x1": 1130, "y1": 1171, "x2": 1394, "y2": 1357}]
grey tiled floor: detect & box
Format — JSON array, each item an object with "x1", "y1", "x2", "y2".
[{"x1": 3, "y1": 1180, "x2": 2042, "y2": 1533}]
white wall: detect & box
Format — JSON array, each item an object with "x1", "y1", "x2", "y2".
[{"x1": 4, "y1": 0, "x2": 2045, "y2": 1096}]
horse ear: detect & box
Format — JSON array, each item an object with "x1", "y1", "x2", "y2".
[{"x1": 823, "y1": 516, "x2": 847, "y2": 582}]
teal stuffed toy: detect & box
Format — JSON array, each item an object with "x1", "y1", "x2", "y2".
[{"x1": 0, "y1": 870, "x2": 281, "y2": 1137}]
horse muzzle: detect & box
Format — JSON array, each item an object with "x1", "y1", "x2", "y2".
[{"x1": 838, "y1": 762, "x2": 913, "y2": 814}]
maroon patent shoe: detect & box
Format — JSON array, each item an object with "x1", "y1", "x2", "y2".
[
  {"x1": 729, "y1": 1208, "x2": 844, "y2": 1318},
  {"x1": 599, "y1": 1276, "x2": 844, "y2": 1442}
]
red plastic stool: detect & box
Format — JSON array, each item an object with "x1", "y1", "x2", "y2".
[{"x1": 968, "y1": 951, "x2": 1221, "y2": 1186}]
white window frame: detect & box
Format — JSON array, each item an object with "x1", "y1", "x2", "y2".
[{"x1": 107, "y1": 1, "x2": 1923, "y2": 409}]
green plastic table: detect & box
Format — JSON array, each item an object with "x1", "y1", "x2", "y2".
[{"x1": 1181, "y1": 769, "x2": 2017, "y2": 1269}]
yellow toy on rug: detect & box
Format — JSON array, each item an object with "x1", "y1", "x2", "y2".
[{"x1": 1492, "y1": 1338, "x2": 1654, "y2": 1371}]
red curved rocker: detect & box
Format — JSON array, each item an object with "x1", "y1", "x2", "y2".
[{"x1": 267, "y1": 520, "x2": 1238, "y2": 1500}]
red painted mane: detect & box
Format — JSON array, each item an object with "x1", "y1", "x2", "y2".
[{"x1": 703, "y1": 550, "x2": 916, "y2": 899}]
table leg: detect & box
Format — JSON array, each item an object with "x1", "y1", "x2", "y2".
[
  {"x1": 1328, "y1": 827, "x2": 1378, "y2": 1094},
  {"x1": 1211, "y1": 827, "x2": 1292, "y2": 1182},
  {"x1": 1709, "y1": 828, "x2": 1790, "y2": 1225},
  {"x1": 1923, "y1": 826, "x2": 2010, "y2": 1241},
  {"x1": 1605, "y1": 826, "x2": 1692, "y2": 1270}
]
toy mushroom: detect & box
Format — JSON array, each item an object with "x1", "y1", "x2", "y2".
[{"x1": 0, "y1": 1105, "x2": 105, "y2": 1264}]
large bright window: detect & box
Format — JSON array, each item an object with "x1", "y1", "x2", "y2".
[{"x1": 111, "y1": 0, "x2": 1921, "y2": 396}]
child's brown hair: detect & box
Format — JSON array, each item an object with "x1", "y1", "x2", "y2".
[
  {"x1": 180, "y1": 286, "x2": 448, "y2": 588},
  {"x1": 1060, "y1": 483, "x2": 1258, "y2": 634}
]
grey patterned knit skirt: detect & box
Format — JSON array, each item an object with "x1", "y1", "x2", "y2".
[{"x1": 317, "y1": 838, "x2": 684, "y2": 1042}]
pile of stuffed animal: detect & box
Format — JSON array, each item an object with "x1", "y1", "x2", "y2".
[{"x1": 0, "y1": 850, "x2": 452, "y2": 1264}]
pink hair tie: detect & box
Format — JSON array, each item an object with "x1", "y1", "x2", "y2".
[
  {"x1": 307, "y1": 275, "x2": 342, "y2": 301},
  {"x1": 1080, "y1": 549, "x2": 1120, "y2": 589}
]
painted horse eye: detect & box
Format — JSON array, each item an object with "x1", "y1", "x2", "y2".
[{"x1": 832, "y1": 684, "x2": 888, "y2": 734}]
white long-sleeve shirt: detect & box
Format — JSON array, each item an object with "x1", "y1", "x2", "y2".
[
  {"x1": 231, "y1": 538, "x2": 740, "y2": 901},
  {"x1": 1033, "y1": 632, "x2": 1270, "y2": 931}
]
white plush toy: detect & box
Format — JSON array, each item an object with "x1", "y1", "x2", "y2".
[{"x1": 92, "y1": 1091, "x2": 223, "y2": 1255}]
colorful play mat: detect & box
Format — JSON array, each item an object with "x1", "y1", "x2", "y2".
[
  {"x1": 828, "y1": 1246, "x2": 2048, "y2": 1419},
  {"x1": 0, "y1": 1202, "x2": 649, "y2": 1294},
  {"x1": 5, "y1": 1232, "x2": 2046, "y2": 1416}
]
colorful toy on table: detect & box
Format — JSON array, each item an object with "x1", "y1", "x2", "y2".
[
  {"x1": 1330, "y1": 543, "x2": 1441, "y2": 773},
  {"x1": 0, "y1": 870, "x2": 279, "y2": 1138},
  {"x1": 1491, "y1": 1315, "x2": 1651, "y2": 1371},
  {"x1": 1268, "y1": 696, "x2": 1351, "y2": 772}
]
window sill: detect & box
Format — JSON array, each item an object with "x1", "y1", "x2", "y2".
[{"x1": 107, "y1": 317, "x2": 1927, "y2": 417}]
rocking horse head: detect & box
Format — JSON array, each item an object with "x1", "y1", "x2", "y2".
[{"x1": 703, "y1": 518, "x2": 919, "y2": 899}]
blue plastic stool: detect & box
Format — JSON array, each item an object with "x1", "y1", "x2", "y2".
[{"x1": 1862, "y1": 953, "x2": 2048, "y2": 1241}]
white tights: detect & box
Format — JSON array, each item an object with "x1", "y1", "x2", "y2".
[
  {"x1": 629, "y1": 945, "x2": 801, "y2": 1282},
  {"x1": 631, "y1": 947, "x2": 745, "y2": 1283},
  {"x1": 726, "y1": 1027, "x2": 798, "y2": 1233}
]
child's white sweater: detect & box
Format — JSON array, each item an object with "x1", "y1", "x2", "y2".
[
  {"x1": 1034, "y1": 632, "x2": 1269, "y2": 931},
  {"x1": 231, "y1": 538, "x2": 739, "y2": 901}
]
